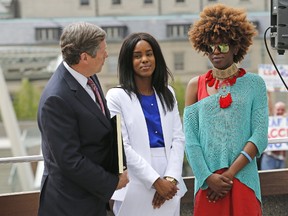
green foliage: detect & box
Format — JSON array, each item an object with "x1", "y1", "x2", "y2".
[
  {"x1": 171, "y1": 79, "x2": 194, "y2": 176},
  {"x1": 172, "y1": 79, "x2": 186, "y2": 117},
  {"x1": 13, "y1": 78, "x2": 40, "y2": 120}
]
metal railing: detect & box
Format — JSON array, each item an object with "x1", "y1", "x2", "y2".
[
  {"x1": 0, "y1": 137, "x2": 286, "y2": 193},
  {"x1": 0, "y1": 155, "x2": 43, "y2": 164},
  {"x1": 0, "y1": 137, "x2": 286, "y2": 164}
]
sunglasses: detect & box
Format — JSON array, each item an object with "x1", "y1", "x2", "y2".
[{"x1": 206, "y1": 44, "x2": 230, "y2": 54}]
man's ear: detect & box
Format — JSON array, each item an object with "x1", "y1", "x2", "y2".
[{"x1": 80, "y1": 52, "x2": 88, "y2": 61}]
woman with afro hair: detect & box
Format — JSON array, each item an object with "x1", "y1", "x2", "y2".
[{"x1": 184, "y1": 4, "x2": 268, "y2": 215}]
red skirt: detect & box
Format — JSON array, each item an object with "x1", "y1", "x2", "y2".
[{"x1": 194, "y1": 171, "x2": 262, "y2": 216}]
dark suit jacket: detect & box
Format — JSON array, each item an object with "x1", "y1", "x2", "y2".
[{"x1": 37, "y1": 62, "x2": 118, "y2": 216}]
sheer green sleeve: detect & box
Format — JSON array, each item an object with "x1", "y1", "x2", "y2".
[
  {"x1": 248, "y1": 75, "x2": 269, "y2": 157},
  {"x1": 183, "y1": 103, "x2": 212, "y2": 191}
]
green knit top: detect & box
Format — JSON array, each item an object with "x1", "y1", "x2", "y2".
[{"x1": 184, "y1": 73, "x2": 268, "y2": 202}]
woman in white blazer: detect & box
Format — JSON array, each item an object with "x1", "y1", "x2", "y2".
[{"x1": 106, "y1": 32, "x2": 187, "y2": 216}]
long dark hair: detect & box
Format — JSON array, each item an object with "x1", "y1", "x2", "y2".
[{"x1": 118, "y1": 32, "x2": 175, "y2": 112}]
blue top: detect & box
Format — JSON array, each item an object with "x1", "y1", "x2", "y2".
[
  {"x1": 140, "y1": 93, "x2": 165, "y2": 148},
  {"x1": 183, "y1": 73, "x2": 268, "y2": 202}
]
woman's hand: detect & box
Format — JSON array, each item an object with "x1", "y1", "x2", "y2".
[
  {"x1": 153, "y1": 178, "x2": 178, "y2": 200},
  {"x1": 206, "y1": 173, "x2": 233, "y2": 201},
  {"x1": 152, "y1": 192, "x2": 166, "y2": 209},
  {"x1": 206, "y1": 188, "x2": 223, "y2": 202}
]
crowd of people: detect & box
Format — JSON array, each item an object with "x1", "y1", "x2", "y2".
[{"x1": 36, "y1": 3, "x2": 285, "y2": 216}]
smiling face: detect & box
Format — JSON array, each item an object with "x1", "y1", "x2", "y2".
[{"x1": 132, "y1": 40, "x2": 156, "y2": 81}]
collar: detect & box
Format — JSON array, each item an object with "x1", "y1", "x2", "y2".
[{"x1": 63, "y1": 61, "x2": 88, "y2": 89}]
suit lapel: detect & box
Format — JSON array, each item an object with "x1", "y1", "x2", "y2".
[{"x1": 60, "y1": 64, "x2": 110, "y2": 129}]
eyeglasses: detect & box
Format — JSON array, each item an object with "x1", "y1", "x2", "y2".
[{"x1": 206, "y1": 44, "x2": 230, "y2": 54}]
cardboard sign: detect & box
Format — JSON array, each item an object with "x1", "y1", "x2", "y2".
[
  {"x1": 258, "y1": 64, "x2": 288, "y2": 91},
  {"x1": 266, "y1": 116, "x2": 288, "y2": 151}
]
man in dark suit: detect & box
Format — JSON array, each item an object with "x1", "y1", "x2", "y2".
[{"x1": 37, "y1": 22, "x2": 129, "y2": 216}]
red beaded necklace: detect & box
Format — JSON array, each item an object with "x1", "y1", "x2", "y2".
[{"x1": 205, "y1": 68, "x2": 246, "y2": 108}]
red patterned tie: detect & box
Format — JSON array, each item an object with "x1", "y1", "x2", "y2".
[{"x1": 87, "y1": 78, "x2": 105, "y2": 115}]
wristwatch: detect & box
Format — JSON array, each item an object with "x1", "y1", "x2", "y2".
[{"x1": 164, "y1": 176, "x2": 178, "y2": 185}]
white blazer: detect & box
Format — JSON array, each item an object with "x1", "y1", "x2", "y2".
[{"x1": 106, "y1": 86, "x2": 187, "y2": 216}]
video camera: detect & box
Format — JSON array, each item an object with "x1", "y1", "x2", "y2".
[{"x1": 270, "y1": 0, "x2": 288, "y2": 54}]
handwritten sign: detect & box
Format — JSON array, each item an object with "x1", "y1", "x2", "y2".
[
  {"x1": 266, "y1": 116, "x2": 288, "y2": 151},
  {"x1": 258, "y1": 64, "x2": 288, "y2": 91}
]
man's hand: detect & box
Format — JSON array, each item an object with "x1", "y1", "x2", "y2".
[{"x1": 116, "y1": 170, "x2": 129, "y2": 190}]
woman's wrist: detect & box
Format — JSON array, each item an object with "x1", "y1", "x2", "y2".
[
  {"x1": 222, "y1": 169, "x2": 235, "y2": 180},
  {"x1": 240, "y1": 150, "x2": 253, "y2": 162},
  {"x1": 164, "y1": 176, "x2": 178, "y2": 185}
]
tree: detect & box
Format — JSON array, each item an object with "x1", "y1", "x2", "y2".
[
  {"x1": 172, "y1": 79, "x2": 185, "y2": 117},
  {"x1": 13, "y1": 78, "x2": 40, "y2": 120}
]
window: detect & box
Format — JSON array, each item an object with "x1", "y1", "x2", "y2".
[
  {"x1": 144, "y1": 0, "x2": 153, "y2": 4},
  {"x1": 80, "y1": 0, "x2": 89, "y2": 6},
  {"x1": 112, "y1": 0, "x2": 121, "y2": 5},
  {"x1": 174, "y1": 52, "x2": 184, "y2": 71},
  {"x1": 176, "y1": 0, "x2": 185, "y2": 3},
  {"x1": 102, "y1": 26, "x2": 128, "y2": 41},
  {"x1": 35, "y1": 27, "x2": 62, "y2": 43},
  {"x1": 167, "y1": 24, "x2": 190, "y2": 39}
]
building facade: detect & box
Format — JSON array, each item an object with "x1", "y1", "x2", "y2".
[
  {"x1": 15, "y1": 0, "x2": 270, "y2": 18},
  {"x1": 0, "y1": 0, "x2": 287, "y2": 104}
]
